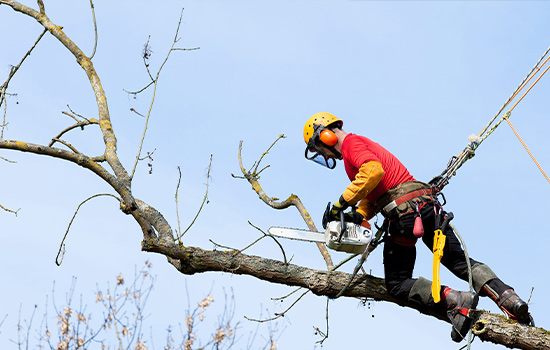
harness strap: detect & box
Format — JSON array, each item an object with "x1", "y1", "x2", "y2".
[{"x1": 381, "y1": 187, "x2": 437, "y2": 216}]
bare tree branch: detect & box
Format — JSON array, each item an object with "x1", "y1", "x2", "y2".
[
  {"x1": 48, "y1": 118, "x2": 99, "y2": 148},
  {"x1": 245, "y1": 289, "x2": 310, "y2": 323},
  {"x1": 143, "y1": 241, "x2": 550, "y2": 350},
  {"x1": 234, "y1": 137, "x2": 334, "y2": 270},
  {"x1": 56, "y1": 193, "x2": 121, "y2": 266},
  {"x1": 36, "y1": 0, "x2": 44, "y2": 14},
  {"x1": 129, "y1": 8, "x2": 198, "y2": 179},
  {"x1": 177, "y1": 155, "x2": 212, "y2": 241},
  {"x1": 0, "y1": 139, "x2": 155, "y2": 239},
  {"x1": 1, "y1": 0, "x2": 132, "y2": 187},
  {"x1": 0, "y1": 202, "x2": 20, "y2": 216},
  {"x1": 0, "y1": 27, "x2": 47, "y2": 137},
  {"x1": 88, "y1": 0, "x2": 98, "y2": 59}
]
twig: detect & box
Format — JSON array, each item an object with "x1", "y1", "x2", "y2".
[
  {"x1": 175, "y1": 166, "x2": 182, "y2": 242},
  {"x1": 527, "y1": 287, "x2": 534, "y2": 304},
  {"x1": 247, "y1": 221, "x2": 287, "y2": 264},
  {"x1": 142, "y1": 35, "x2": 155, "y2": 81},
  {"x1": 138, "y1": 148, "x2": 156, "y2": 161},
  {"x1": 177, "y1": 155, "x2": 212, "y2": 240},
  {"x1": 172, "y1": 47, "x2": 200, "y2": 51},
  {"x1": 330, "y1": 253, "x2": 359, "y2": 272},
  {"x1": 209, "y1": 221, "x2": 289, "y2": 264},
  {"x1": 37, "y1": 0, "x2": 45, "y2": 14},
  {"x1": 244, "y1": 289, "x2": 311, "y2": 323},
  {"x1": 1, "y1": 96, "x2": 7, "y2": 139},
  {"x1": 130, "y1": 108, "x2": 145, "y2": 118},
  {"x1": 49, "y1": 118, "x2": 99, "y2": 147},
  {"x1": 66, "y1": 105, "x2": 91, "y2": 122},
  {"x1": 250, "y1": 134, "x2": 285, "y2": 175},
  {"x1": 61, "y1": 111, "x2": 81, "y2": 123},
  {"x1": 130, "y1": 8, "x2": 198, "y2": 179},
  {"x1": 0, "y1": 202, "x2": 20, "y2": 216},
  {"x1": 0, "y1": 28, "x2": 47, "y2": 137},
  {"x1": 56, "y1": 193, "x2": 121, "y2": 266},
  {"x1": 245, "y1": 253, "x2": 356, "y2": 324},
  {"x1": 209, "y1": 239, "x2": 235, "y2": 251},
  {"x1": 123, "y1": 81, "x2": 154, "y2": 95},
  {"x1": 271, "y1": 287, "x2": 302, "y2": 301},
  {"x1": 50, "y1": 138, "x2": 80, "y2": 153},
  {"x1": 0, "y1": 155, "x2": 16, "y2": 163},
  {"x1": 0, "y1": 29, "x2": 46, "y2": 93},
  {"x1": 88, "y1": 0, "x2": 98, "y2": 59},
  {"x1": 314, "y1": 298, "x2": 330, "y2": 344}
]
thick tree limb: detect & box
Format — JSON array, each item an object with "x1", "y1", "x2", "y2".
[{"x1": 142, "y1": 241, "x2": 550, "y2": 350}]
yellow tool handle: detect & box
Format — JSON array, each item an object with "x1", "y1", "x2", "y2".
[{"x1": 432, "y1": 229, "x2": 446, "y2": 303}]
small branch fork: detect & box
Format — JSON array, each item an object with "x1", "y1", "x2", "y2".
[
  {"x1": 0, "y1": 202, "x2": 20, "y2": 216},
  {"x1": 233, "y1": 135, "x2": 334, "y2": 270},
  {"x1": 126, "y1": 8, "x2": 200, "y2": 180},
  {"x1": 0, "y1": 25, "x2": 47, "y2": 139},
  {"x1": 175, "y1": 155, "x2": 213, "y2": 244},
  {"x1": 242, "y1": 253, "x2": 359, "y2": 325},
  {"x1": 49, "y1": 113, "x2": 100, "y2": 153},
  {"x1": 210, "y1": 221, "x2": 289, "y2": 265}
]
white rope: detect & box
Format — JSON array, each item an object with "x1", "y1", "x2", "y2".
[{"x1": 450, "y1": 222, "x2": 475, "y2": 350}]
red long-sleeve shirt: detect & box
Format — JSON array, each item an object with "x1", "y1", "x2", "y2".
[{"x1": 341, "y1": 133, "x2": 414, "y2": 203}]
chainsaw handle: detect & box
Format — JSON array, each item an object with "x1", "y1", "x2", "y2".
[
  {"x1": 322, "y1": 202, "x2": 331, "y2": 229},
  {"x1": 337, "y1": 210, "x2": 347, "y2": 242}
]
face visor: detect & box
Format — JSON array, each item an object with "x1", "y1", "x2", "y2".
[{"x1": 305, "y1": 145, "x2": 337, "y2": 169}]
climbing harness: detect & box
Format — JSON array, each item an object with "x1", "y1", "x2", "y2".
[{"x1": 431, "y1": 44, "x2": 550, "y2": 191}]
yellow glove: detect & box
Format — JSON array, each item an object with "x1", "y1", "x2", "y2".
[{"x1": 328, "y1": 195, "x2": 349, "y2": 222}]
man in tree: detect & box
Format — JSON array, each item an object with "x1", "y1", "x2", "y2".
[{"x1": 303, "y1": 112, "x2": 532, "y2": 342}]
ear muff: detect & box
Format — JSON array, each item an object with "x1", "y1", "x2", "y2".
[{"x1": 319, "y1": 129, "x2": 337, "y2": 146}]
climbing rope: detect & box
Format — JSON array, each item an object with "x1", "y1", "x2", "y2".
[
  {"x1": 504, "y1": 115, "x2": 550, "y2": 184},
  {"x1": 451, "y1": 222, "x2": 475, "y2": 350},
  {"x1": 432, "y1": 44, "x2": 550, "y2": 190}
]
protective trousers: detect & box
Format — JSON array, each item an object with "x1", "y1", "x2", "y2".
[{"x1": 383, "y1": 200, "x2": 511, "y2": 311}]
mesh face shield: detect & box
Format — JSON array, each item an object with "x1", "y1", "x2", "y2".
[{"x1": 305, "y1": 145, "x2": 337, "y2": 169}]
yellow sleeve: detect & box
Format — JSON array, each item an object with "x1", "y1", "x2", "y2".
[
  {"x1": 357, "y1": 199, "x2": 376, "y2": 220},
  {"x1": 342, "y1": 161, "x2": 385, "y2": 206}
]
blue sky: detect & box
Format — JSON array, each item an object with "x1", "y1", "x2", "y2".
[{"x1": 1, "y1": 1, "x2": 550, "y2": 349}]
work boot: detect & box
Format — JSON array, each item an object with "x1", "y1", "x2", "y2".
[
  {"x1": 480, "y1": 285, "x2": 533, "y2": 325},
  {"x1": 441, "y1": 287, "x2": 479, "y2": 342}
]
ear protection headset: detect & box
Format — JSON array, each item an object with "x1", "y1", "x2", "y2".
[{"x1": 319, "y1": 129, "x2": 338, "y2": 147}]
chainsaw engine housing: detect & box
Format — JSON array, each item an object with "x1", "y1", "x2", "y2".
[{"x1": 324, "y1": 221, "x2": 372, "y2": 254}]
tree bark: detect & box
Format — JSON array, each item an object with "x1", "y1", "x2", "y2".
[{"x1": 143, "y1": 239, "x2": 550, "y2": 350}]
